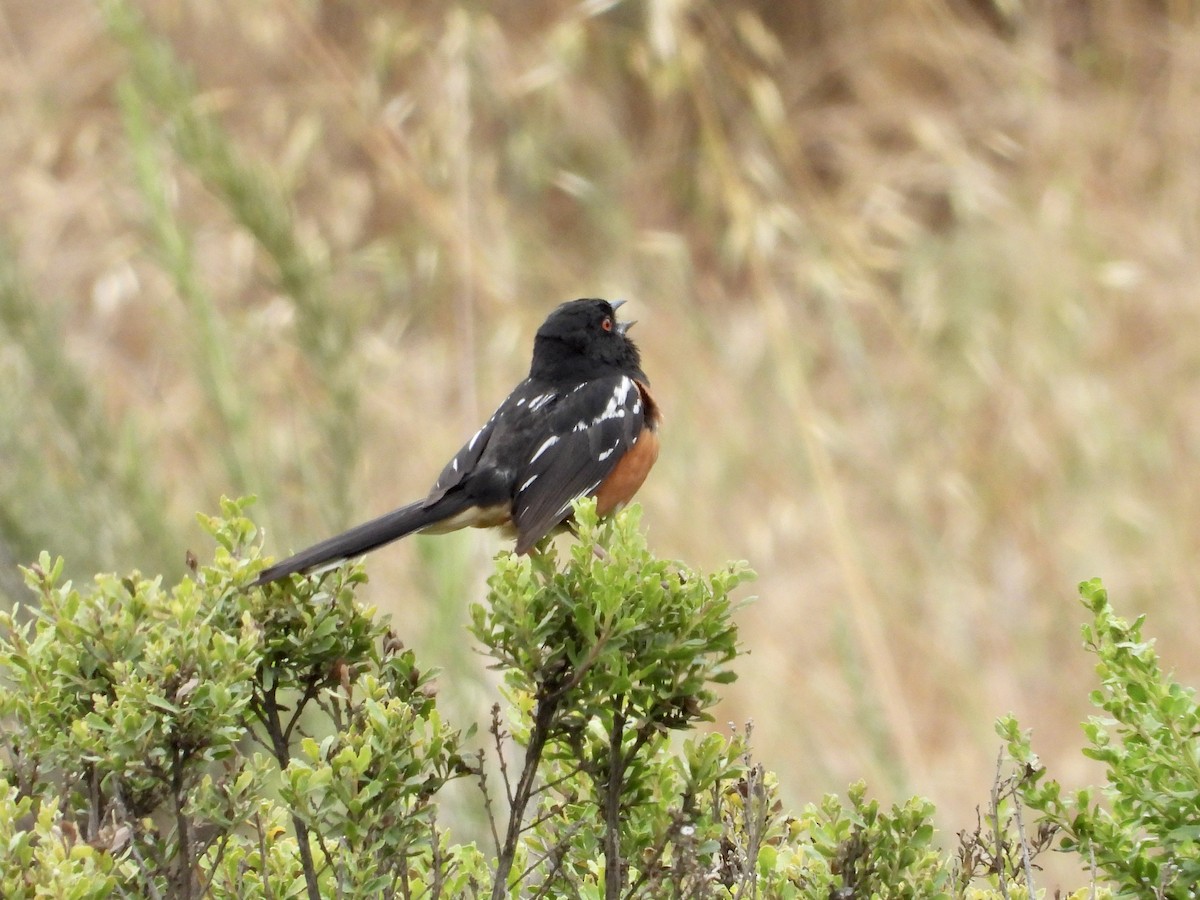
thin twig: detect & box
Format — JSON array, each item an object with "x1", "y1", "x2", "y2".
[
  {"x1": 87, "y1": 764, "x2": 101, "y2": 844},
  {"x1": 255, "y1": 812, "x2": 275, "y2": 900},
  {"x1": 990, "y1": 748, "x2": 1009, "y2": 900},
  {"x1": 474, "y1": 749, "x2": 503, "y2": 858},
  {"x1": 399, "y1": 848, "x2": 412, "y2": 899},
  {"x1": 261, "y1": 682, "x2": 323, "y2": 900},
  {"x1": 603, "y1": 696, "x2": 628, "y2": 900},
  {"x1": 528, "y1": 759, "x2": 589, "y2": 800},
  {"x1": 516, "y1": 818, "x2": 588, "y2": 898},
  {"x1": 520, "y1": 800, "x2": 572, "y2": 836},
  {"x1": 245, "y1": 729, "x2": 274, "y2": 754},
  {"x1": 430, "y1": 809, "x2": 444, "y2": 899},
  {"x1": 490, "y1": 704, "x2": 514, "y2": 807},
  {"x1": 284, "y1": 672, "x2": 324, "y2": 744},
  {"x1": 620, "y1": 724, "x2": 657, "y2": 773},
  {"x1": 623, "y1": 813, "x2": 684, "y2": 900},
  {"x1": 112, "y1": 784, "x2": 165, "y2": 900},
  {"x1": 313, "y1": 828, "x2": 339, "y2": 886},
  {"x1": 732, "y1": 764, "x2": 765, "y2": 900},
  {"x1": 1010, "y1": 784, "x2": 1036, "y2": 891},
  {"x1": 545, "y1": 627, "x2": 613, "y2": 704},
  {"x1": 170, "y1": 746, "x2": 193, "y2": 900},
  {"x1": 491, "y1": 691, "x2": 562, "y2": 900},
  {"x1": 196, "y1": 830, "x2": 232, "y2": 898}
]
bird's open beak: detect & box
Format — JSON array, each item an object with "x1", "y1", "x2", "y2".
[{"x1": 611, "y1": 299, "x2": 635, "y2": 334}]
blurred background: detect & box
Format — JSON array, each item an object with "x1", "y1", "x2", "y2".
[{"x1": 3, "y1": 0, "x2": 1199, "y2": 877}]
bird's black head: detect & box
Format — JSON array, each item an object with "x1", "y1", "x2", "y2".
[{"x1": 529, "y1": 298, "x2": 647, "y2": 383}]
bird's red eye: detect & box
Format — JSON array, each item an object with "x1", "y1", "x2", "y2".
[{"x1": 601, "y1": 317, "x2": 613, "y2": 332}]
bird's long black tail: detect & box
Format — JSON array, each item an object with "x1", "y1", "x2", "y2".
[{"x1": 252, "y1": 495, "x2": 473, "y2": 586}]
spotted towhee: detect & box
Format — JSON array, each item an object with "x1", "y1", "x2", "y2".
[{"x1": 253, "y1": 298, "x2": 660, "y2": 585}]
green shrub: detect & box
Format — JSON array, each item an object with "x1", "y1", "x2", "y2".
[
  {"x1": 0, "y1": 503, "x2": 1188, "y2": 898},
  {"x1": 1003, "y1": 578, "x2": 1200, "y2": 899}
]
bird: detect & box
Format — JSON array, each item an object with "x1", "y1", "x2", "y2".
[{"x1": 253, "y1": 298, "x2": 660, "y2": 586}]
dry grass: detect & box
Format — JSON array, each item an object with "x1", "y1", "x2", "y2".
[{"x1": 4, "y1": 0, "x2": 1200, "y2": 885}]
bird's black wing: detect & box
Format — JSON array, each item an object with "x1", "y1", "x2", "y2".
[
  {"x1": 511, "y1": 374, "x2": 645, "y2": 553},
  {"x1": 424, "y1": 404, "x2": 502, "y2": 505},
  {"x1": 424, "y1": 378, "x2": 562, "y2": 505}
]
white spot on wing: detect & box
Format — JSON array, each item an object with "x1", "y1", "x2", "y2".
[
  {"x1": 468, "y1": 428, "x2": 484, "y2": 450},
  {"x1": 530, "y1": 435, "x2": 559, "y2": 462},
  {"x1": 570, "y1": 377, "x2": 636, "y2": 433},
  {"x1": 519, "y1": 474, "x2": 538, "y2": 491},
  {"x1": 595, "y1": 377, "x2": 633, "y2": 425},
  {"x1": 528, "y1": 393, "x2": 555, "y2": 412}
]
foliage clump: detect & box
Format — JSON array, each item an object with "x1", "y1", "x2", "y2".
[
  {"x1": 0, "y1": 501, "x2": 1193, "y2": 898},
  {"x1": 1003, "y1": 578, "x2": 1200, "y2": 900}
]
